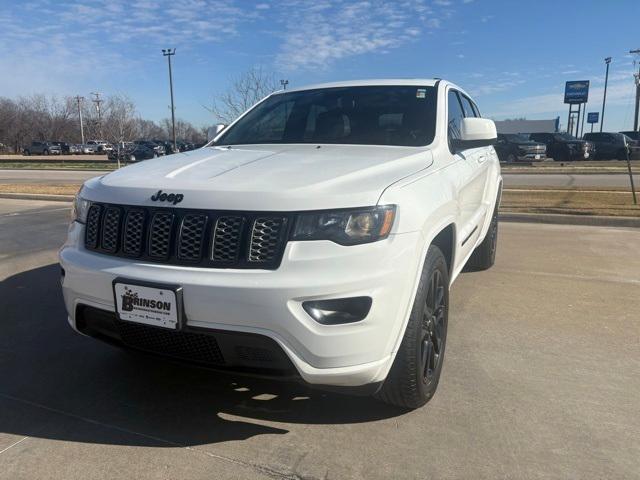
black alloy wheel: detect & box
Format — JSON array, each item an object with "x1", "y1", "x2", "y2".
[{"x1": 421, "y1": 269, "x2": 447, "y2": 386}]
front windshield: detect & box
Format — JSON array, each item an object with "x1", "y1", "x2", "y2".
[{"x1": 215, "y1": 85, "x2": 437, "y2": 147}]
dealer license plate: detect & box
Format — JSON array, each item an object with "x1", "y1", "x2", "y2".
[{"x1": 113, "y1": 280, "x2": 181, "y2": 329}]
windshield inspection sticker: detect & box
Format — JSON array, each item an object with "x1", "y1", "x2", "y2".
[{"x1": 416, "y1": 88, "x2": 427, "y2": 99}]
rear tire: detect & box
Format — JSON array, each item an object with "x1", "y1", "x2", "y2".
[{"x1": 375, "y1": 245, "x2": 449, "y2": 409}]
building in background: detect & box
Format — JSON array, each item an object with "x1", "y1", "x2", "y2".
[{"x1": 493, "y1": 117, "x2": 560, "y2": 134}]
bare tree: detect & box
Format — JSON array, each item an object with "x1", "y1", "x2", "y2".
[
  {"x1": 102, "y1": 94, "x2": 137, "y2": 166},
  {"x1": 160, "y1": 118, "x2": 206, "y2": 143},
  {"x1": 207, "y1": 67, "x2": 280, "y2": 124},
  {"x1": 134, "y1": 118, "x2": 165, "y2": 140}
]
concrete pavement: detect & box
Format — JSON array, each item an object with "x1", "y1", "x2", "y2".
[{"x1": 1, "y1": 199, "x2": 639, "y2": 479}]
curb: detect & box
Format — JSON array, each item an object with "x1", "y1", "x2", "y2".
[
  {"x1": 0, "y1": 193, "x2": 74, "y2": 202},
  {"x1": 499, "y1": 212, "x2": 640, "y2": 228}
]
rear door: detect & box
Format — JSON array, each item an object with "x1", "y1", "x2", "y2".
[{"x1": 447, "y1": 89, "x2": 488, "y2": 260}]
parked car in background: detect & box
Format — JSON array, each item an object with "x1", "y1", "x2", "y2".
[
  {"x1": 154, "y1": 140, "x2": 180, "y2": 155},
  {"x1": 51, "y1": 141, "x2": 73, "y2": 154},
  {"x1": 494, "y1": 133, "x2": 546, "y2": 163},
  {"x1": 23, "y1": 141, "x2": 62, "y2": 155},
  {"x1": 81, "y1": 144, "x2": 97, "y2": 154},
  {"x1": 86, "y1": 140, "x2": 113, "y2": 154},
  {"x1": 108, "y1": 144, "x2": 157, "y2": 163},
  {"x1": 619, "y1": 131, "x2": 640, "y2": 142},
  {"x1": 134, "y1": 140, "x2": 165, "y2": 156},
  {"x1": 69, "y1": 144, "x2": 82, "y2": 154},
  {"x1": 528, "y1": 132, "x2": 594, "y2": 161},
  {"x1": 583, "y1": 132, "x2": 633, "y2": 160}
]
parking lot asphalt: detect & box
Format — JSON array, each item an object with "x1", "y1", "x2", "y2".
[{"x1": 1, "y1": 199, "x2": 639, "y2": 480}]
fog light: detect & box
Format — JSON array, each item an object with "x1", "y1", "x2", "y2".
[{"x1": 302, "y1": 297, "x2": 372, "y2": 325}]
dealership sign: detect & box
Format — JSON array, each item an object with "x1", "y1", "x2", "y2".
[
  {"x1": 587, "y1": 112, "x2": 599, "y2": 124},
  {"x1": 564, "y1": 81, "x2": 590, "y2": 104}
]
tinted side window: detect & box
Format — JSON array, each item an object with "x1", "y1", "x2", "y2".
[
  {"x1": 460, "y1": 95, "x2": 477, "y2": 118},
  {"x1": 447, "y1": 90, "x2": 465, "y2": 151},
  {"x1": 471, "y1": 101, "x2": 481, "y2": 117}
]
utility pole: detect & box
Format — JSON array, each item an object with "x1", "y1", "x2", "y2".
[
  {"x1": 90, "y1": 92, "x2": 103, "y2": 138},
  {"x1": 280, "y1": 79, "x2": 289, "y2": 90},
  {"x1": 631, "y1": 49, "x2": 640, "y2": 132},
  {"x1": 600, "y1": 57, "x2": 611, "y2": 132},
  {"x1": 162, "y1": 48, "x2": 177, "y2": 153},
  {"x1": 74, "y1": 96, "x2": 85, "y2": 145}
]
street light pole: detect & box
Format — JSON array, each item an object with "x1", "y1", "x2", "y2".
[
  {"x1": 90, "y1": 92, "x2": 103, "y2": 138},
  {"x1": 162, "y1": 48, "x2": 177, "y2": 153},
  {"x1": 600, "y1": 57, "x2": 611, "y2": 132},
  {"x1": 631, "y1": 49, "x2": 640, "y2": 132},
  {"x1": 74, "y1": 96, "x2": 85, "y2": 145},
  {"x1": 280, "y1": 79, "x2": 289, "y2": 90}
]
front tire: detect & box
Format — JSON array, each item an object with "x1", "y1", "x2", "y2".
[
  {"x1": 506, "y1": 153, "x2": 517, "y2": 163},
  {"x1": 375, "y1": 245, "x2": 449, "y2": 409}
]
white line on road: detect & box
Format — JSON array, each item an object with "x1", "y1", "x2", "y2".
[{"x1": 0, "y1": 436, "x2": 29, "y2": 455}]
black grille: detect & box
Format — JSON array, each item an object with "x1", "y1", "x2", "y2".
[
  {"x1": 122, "y1": 210, "x2": 145, "y2": 256},
  {"x1": 211, "y1": 216, "x2": 243, "y2": 262},
  {"x1": 101, "y1": 207, "x2": 121, "y2": 252},
  {"x1": 148, "y1": 212, "x2": 174, "y2": 259},
  {"x1": 85, "y1": 204, "x2": 102, "y2": 248},
  {"x1": 249, "y1": 217, "x2": 286, "y2": 263},
  {"x1": 117, "y1": 321, "x2": 225, "y2": 365},
  {"x1": 178, "y1": 214, "x2": 207, "y2": 261},
  {"x1": 84, "y1": 202, "x2": 289, "y2": 269}
]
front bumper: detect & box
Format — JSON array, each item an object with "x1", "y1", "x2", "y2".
[
  {"x1": 59, "y1": 222, "x2": 423, "y2": 387},
  {"x1": 518, "y1": 153, "x2": 546, "y2": 161}
]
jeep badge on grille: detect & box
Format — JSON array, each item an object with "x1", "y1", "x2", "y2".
[{"x1": 151, "y1": 190, "x2": 184, "y2": 205}]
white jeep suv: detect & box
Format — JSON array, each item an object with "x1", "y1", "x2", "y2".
[{"x1": 60, "y1": 79, "x2": 501, "y2": 409}]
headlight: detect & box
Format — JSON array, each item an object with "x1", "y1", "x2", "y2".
[
  {"x1": 292, "y1": 205, "x2": 396, "y2": 245},
  {"x1": 71, "y1": 190, "x2": 91, "y2": 224}
]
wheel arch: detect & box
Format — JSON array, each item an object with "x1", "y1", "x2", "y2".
[{"x1": 430, "y1": 223, "x2": 456, "y2": 278}]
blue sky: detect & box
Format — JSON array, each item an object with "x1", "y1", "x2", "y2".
[{"x1": 1, "y1": 0, "x2": 639, "y2": 132}]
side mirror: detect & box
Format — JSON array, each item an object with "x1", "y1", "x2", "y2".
[{"x1": 453, "y1": 118, "x2": 497, "y2": 150}]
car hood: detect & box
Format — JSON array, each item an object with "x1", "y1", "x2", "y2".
[{"x1": 83, "y1": 144, "x2": 433, "y2": 211}]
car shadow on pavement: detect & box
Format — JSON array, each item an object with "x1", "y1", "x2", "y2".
[{"x1": 0, "y1": 263, "x2": 407, "y2": 448}]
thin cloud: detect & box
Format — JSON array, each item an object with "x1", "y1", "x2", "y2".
[{"x1": 275, "y1": 0, "x2": 450, "y2": 71}]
